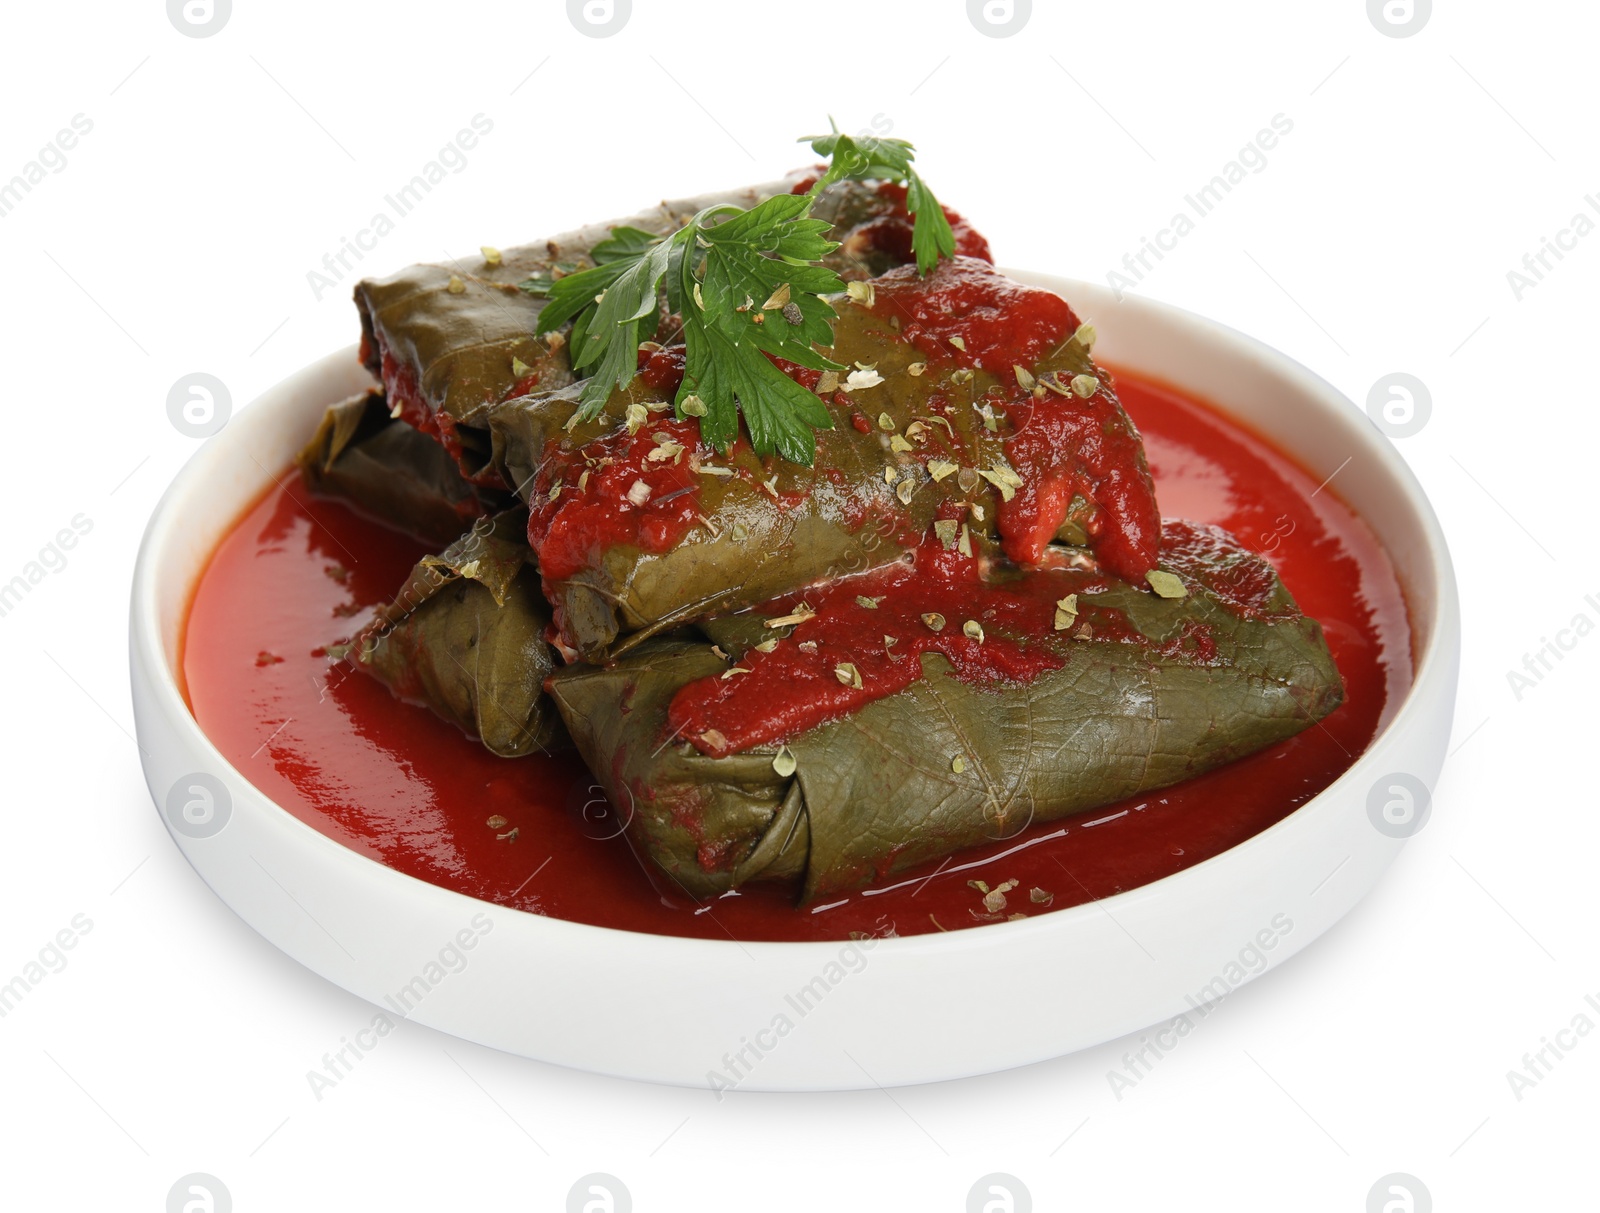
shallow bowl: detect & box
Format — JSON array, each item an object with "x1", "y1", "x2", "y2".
[{"x1": 130, "y1": 274, "x2": 1459, "y2": 1089}]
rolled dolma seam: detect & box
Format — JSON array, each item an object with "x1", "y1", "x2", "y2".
[{"x1": 294, "y1": 388, "x2": 506, "y2": 544}]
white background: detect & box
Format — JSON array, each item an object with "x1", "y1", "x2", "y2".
[{"x1": 0, "y1": 1, "x2": 1593, "y2": 1209}]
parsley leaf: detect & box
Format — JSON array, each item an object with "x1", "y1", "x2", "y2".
[
  {"x1": 673, "y1": 195, "x2": 843, "y2": 464},
  {"x1": 590, "y1": 225, "x2": 662, "y2": 265},
  {"x1": 526, "y1": 226, "x2": 664, "y2": 337},
  {"x1": 903, "y1": 169, "x2": 957, "y2": 276},
  {"x1": 523, "y1": 196, "x2": 846, "y2": 463},
  {"x1": 561, "y1": 236, "x2": 675, "y2": 415},
  {"x1": 800, "y1": 125, "x2": 956, "y2": 274}
]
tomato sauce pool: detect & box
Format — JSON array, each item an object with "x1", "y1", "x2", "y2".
[{"x1": 182, "y1": 369, "x2": 1411, "y2": 942}]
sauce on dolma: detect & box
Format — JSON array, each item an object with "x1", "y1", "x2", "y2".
[
  {"x1": 518, "y1": 258, "x2": 1159, "y2": 654},
  {"x1": 664, "y1": 517, "x2": 1260, "y2": 759}
]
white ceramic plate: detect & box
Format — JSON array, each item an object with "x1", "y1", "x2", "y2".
[{"x1": 130, "y1": 275, "x2": 1459, "y2": 1090}]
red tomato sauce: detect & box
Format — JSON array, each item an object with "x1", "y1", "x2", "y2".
[
  {"x1": 998, "y1": 372, "x2": 1160, "y2": 578},
  {"x1": 668, "y1": 531, "x2": 1079, "y2": 758},
  {"x1": 873, "y1": 256, "x2": 1075, "y2": 375},
  {"x1": 524, "y1": 415, "x2": 705, "y2": 583},
  {"x1": 667, "y1": 516, "x2": 1270, "y2": 760},
  {"x1": 182, "y1": 369, "x2": 1410, "y2": 942},
  {"x1": 852, "y1": 258, "x2": 1163, "y2": 578}
]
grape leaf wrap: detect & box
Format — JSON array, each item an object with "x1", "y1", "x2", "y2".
[{"x1": 547, "y1": 523, "x2": 1343, "y2": 903}]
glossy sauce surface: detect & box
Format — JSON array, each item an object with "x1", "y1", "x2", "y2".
[{"x1": 183, "y1": 370, "x2": 1411, "y2": 941}]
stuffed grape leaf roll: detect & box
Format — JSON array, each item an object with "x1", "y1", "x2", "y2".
[
  {"x1": 484, "y1": 257, "x2": 1158, "y2": 661},
  {"x1": 546, "y1": 521, "x2": 1343, "y2": 903},
  {"x1": 295, "y1": 389, "x2": 503, "y2": 544},
  {"x1": 347, "y1": 509, "x2": 565, "y2": 756}
]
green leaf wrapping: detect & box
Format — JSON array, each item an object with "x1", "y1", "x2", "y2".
[
  {"x1": 351, "y1": 510, "x2": 566, "y2": 756},
  {"x1": 294, "y1": 389, "x2": 496, "y2": 544},
  {"x1": 546, "y1": 524, "x2": 1344, "y2": 903}
]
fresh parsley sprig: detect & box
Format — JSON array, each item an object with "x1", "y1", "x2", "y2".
[
  {"x1": 520, "y1": 127, "x2": 953, "y2": 466},
  {"x1": 521, "y1": 224, "x2": 665, "y2": 361},
  {"x1": 528, "y1": 196, "x2": 844, "y2": 465},
  {"x1": 675, "y1": 194, "x2": 846, "y2": 463},
  {"x1": 799, "y1": 124, "x2": 956, "y2": 275}
]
